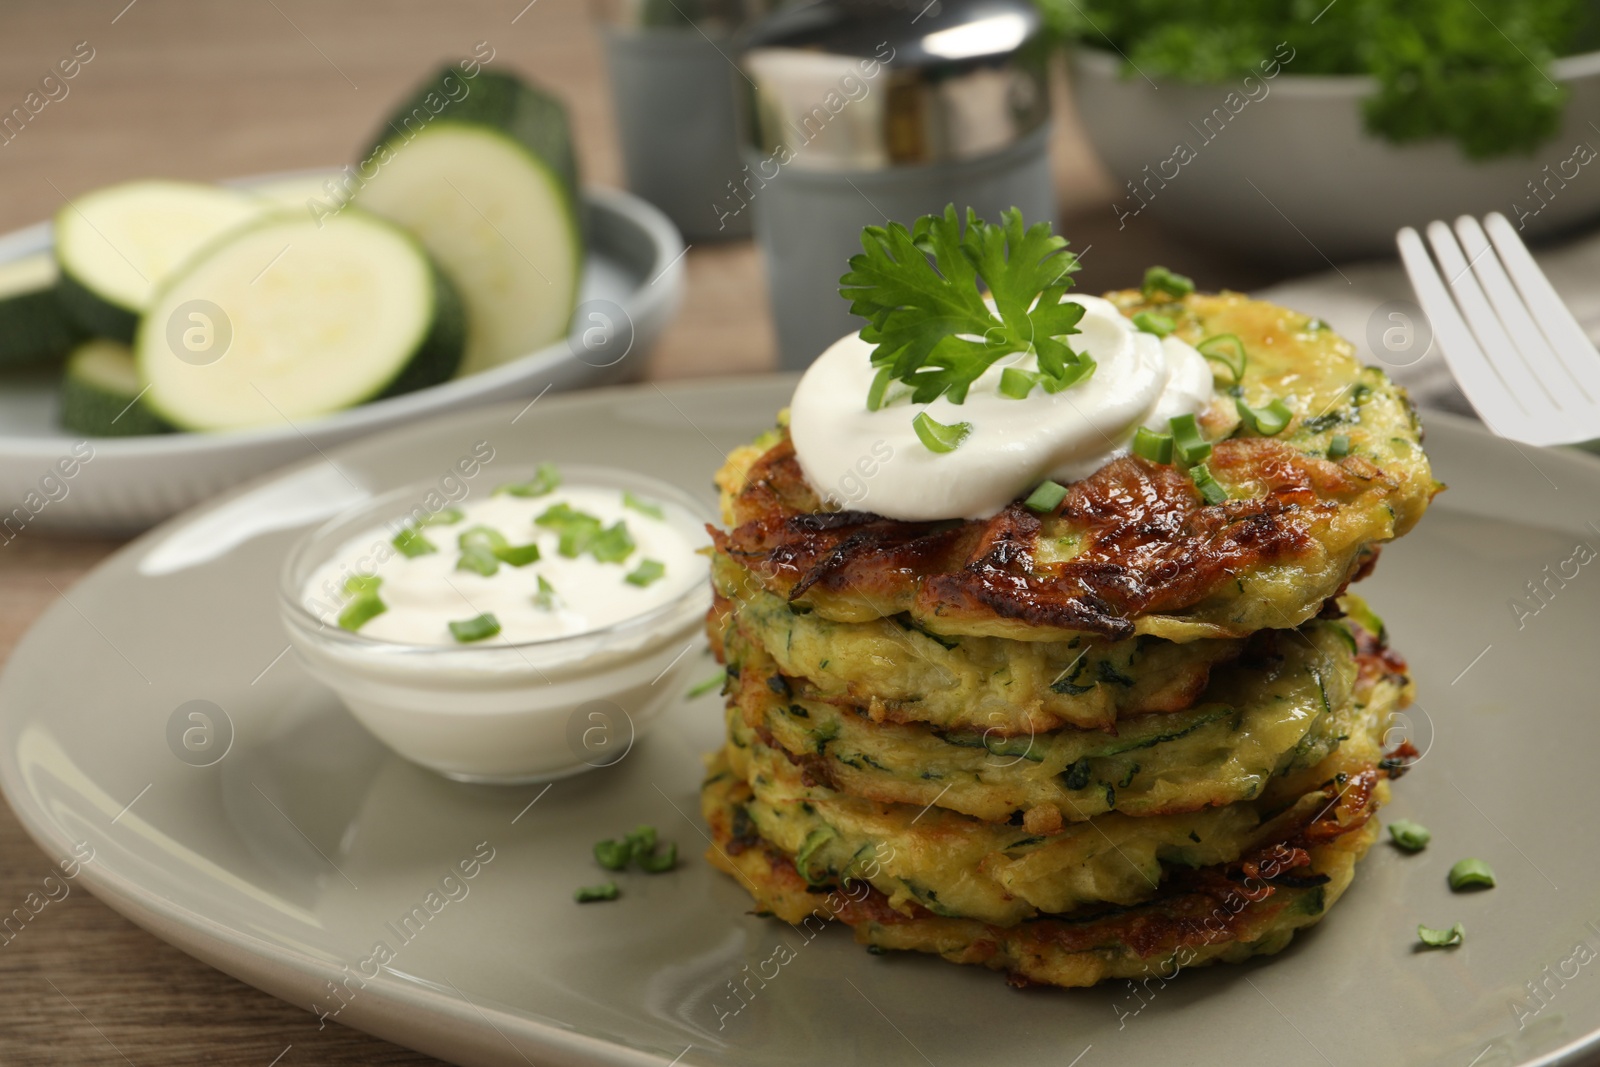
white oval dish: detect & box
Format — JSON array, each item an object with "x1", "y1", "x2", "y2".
[
  {"x1": 278, "y1": 464, "x2": 712, "y2": 783},
  {"x1": 0, "y1": 170, "x2": 685, "y2": 534}
]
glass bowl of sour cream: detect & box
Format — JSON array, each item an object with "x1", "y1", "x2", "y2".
[{"x1": 278, "y1": 463, "x2": 714, "y2": 784}]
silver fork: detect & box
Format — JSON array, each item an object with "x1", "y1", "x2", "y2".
[{"x1": 1397, "y1": 212, "x2": 1600, "y2": 447}]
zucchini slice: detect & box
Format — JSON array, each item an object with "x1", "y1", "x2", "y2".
[
  {"x1": 60, "y1": 338, "x2": 171, "y2": 436},
  {"x1": 249, "y1": 172, "x2": 337, "y2": 211},
  {"x1": 355, "y1": 68, "x2": 583, "y2": 376},
  {"x1": 136, "y1": 209, "x2": 465, "y2": 431},
  {"x1": 55, "y1": 180, "x2": 269, "y2": 342},
  {"x1": 0, "y1": 253, "x2": 84, "y2": 368}
]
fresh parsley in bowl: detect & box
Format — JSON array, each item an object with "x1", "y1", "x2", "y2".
[
  {"x1": 1043, "y1": 0, "x2": 1600, "y2": 159},
  {"x1": 1046, "y1": 0, "x2": 1600, "y2": 263}
]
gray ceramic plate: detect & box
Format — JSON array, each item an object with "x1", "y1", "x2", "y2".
[{"x1": 2, "y1": 378, "x2": 1599, "y2": 1067}]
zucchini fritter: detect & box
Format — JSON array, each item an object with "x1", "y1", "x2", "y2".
[
  {"x1": 727, "y1": 604, "x2": 1399, "y2": 824},
  {"x1": 711, "y1": 293, "x2": 1437, "y2": 643},
  {"x1": 714, "y1": 551, "x2": 1241, "y2": 734},
  {"x1": 718, "y1": 665, "x2": 1403, "y2": 926},
  {"x1": 699, "y1": 290, "x2": 1433, "y2": 990},
  {"x1": 702, "y1": 756, "x2": 1387, "y2": 989}
]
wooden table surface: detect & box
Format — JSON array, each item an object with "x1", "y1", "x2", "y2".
[{"x1": 0, "y1": 2, "x2": 1296, "y2": 1064}]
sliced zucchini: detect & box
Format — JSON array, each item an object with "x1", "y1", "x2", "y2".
[
  {"x1": 137, "y1": 209, "x2": 465, "y2": 431},
  {"x1": 55, "y1": 180, "x2": 269, "y2": 342},
  {"x1": 0, "y1": 253, "x2": 84, "y2": 368},
  {"x1": 60, "y1": 339, "x2": 171, "y2": 436},
  {"x1": 355, "y1": 68, "x2": 583, "y2": 376},
  {"x1": 248, "y1": 172, "x2": 341, "y2": 217}
]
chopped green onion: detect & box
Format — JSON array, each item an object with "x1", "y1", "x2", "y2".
[
  {"x1": 999, "y1": 367, "x2": 1039, "y2": 400},
  {"x1": 457, "y1": 526, "x2": 507, "y2": 575},
  {"x1": 1197, "y1": 334, "x2": 1248, "y2": 382},
  {"x1": 338, "y1": 593, "x2": 386, "y2": 632},
  {"x1": 536, "y1": 503, "x2": 603, "y2": 558},
  {"x1": 622, "y1": 491, "x2": 664, "y2": 520},
  {"x1": 344, "y1": 574, "x2": 382, "y2": 595},
  {"x1": 575, "y1": 882, "x2": 619, "y2": 903},
  {"x1": 625, "y1": 825, "x2": 658, "y2": 859},
  {"x1": 912, "y1": 412, "x2": 972, "y2": 454},
  {"x1": 1132, "y1": 427, "x2": 1174, "y2": 464},
  {"x1": 497, "y1": 541, "x2": 541, "y2": 567},
  {"x1": 1168, "y1": 413, "x2": 1211, "y2": 464},
  {"x1": 1132, "y1": 311, "x2": 1174, "y2": 337},
  {"x1": 532, "y1": 575, "x2": 559, "y2": 610},
  {"x1": 625, "y1": 558, "x2": 666, "y2": 586},
  {"x1": 1142, "y1": 265, "x2": 1194, "y2": 300},
  {"x1": 1023, "y1": 480, "x2": 1068, "y2": 514},
  {"x1": 591, "y1": 522, "x2": 635, "y2": 563},
  {"x1": 456, "y1": 547, "x2": 499, "y2": 576},
  {"x1": 1388, "y1": 819, "x2": 1431, "y2": 852},
  {"x1": 1189, "y1": 463, "x2": 1228, "y2": 505},
  {"x1": 448, "y1": 613, "x2": 501, "y2": 643},
  {"x1": 1448, "y1": 858, "x2": 1496, "y2": 891},
  {"x1": 1417, "y1": 922, "x2": 1464, "y2": 948},
  {"x1": 1039, "y1": 358, "x2": 1097, "y2": 393},
  {"x1": 1328, "y1": 434, "x2": 1351, "y2": 459},
  {"x1": 866, "y1": 366, "x2": 893, "y2": 411},
  {"x1": 455, "y1": 524, "x2": 541, "y2": 568},
  {"x1": 494, "y1": 463, "x2": 561, "y2": 498},
  {"x1": 418, "y1": 507, "x2": 464, "y2": 526},
  {"x1": 637, "y1": 841, "x2": 678, "y2": 874},
  {"x1": 1236, "y1": 396, "x2": 1294, "y2": 436},
  {"x1": 687, "y1": 669, "x2": 726, "y2": 698},
  {"x1": 594, "y1": 839, "x2": 630, "y2": 871},
  {"x1": 392, "y1": 527, "x2": 437, "y2": 558}
]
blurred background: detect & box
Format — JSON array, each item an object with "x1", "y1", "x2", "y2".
[
  {"x1": 3, "y1": 0, "x2": 1600, "y2": 1062},
  {"x1": 0, "y1": 0, "x2": 1294, "y2": 382}
]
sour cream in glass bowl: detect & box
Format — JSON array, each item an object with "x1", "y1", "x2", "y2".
[{"x1": 279, "y1": 464, "x2": 713, "y2": 784}]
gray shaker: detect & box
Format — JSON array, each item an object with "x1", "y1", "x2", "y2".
[
  {"x1": 733, "y1": 0, "x2": 1056, "y2": 369},
  {"x1": 597, "y1": 0, "x2": 775, "y2": 241}
]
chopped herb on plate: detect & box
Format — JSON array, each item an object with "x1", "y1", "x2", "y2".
[
  {"x1": 1417, "y1": 922, "x2": 1464, "y2": 948},
  {"x1": 1388, "y1": 819, "x2": 1431, "y2": 852},
  {"x1": 575, "y1": 882, "x2": 620, "y2": 903},
  {"x1": 1448, "y1": 858, "x2": 1496, "y2": 890}
]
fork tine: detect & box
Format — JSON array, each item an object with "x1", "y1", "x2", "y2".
[
  {"x1": 1424, "y1": 220, "x2": 1556, "y2": 423},
  {"x1": 1398, "y1": 226, "x2": 1546, "y2": 444},
  {"x1": 1454, "y1": 216, "x2": 1598, "y2": 443},
  {"x1": 1483, "y1": 212, "x2": 1600, "y2": 401}
]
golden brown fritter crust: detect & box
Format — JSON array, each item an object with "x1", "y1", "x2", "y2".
[
  {"x1": 701, "y1": 745, "x2": 1393, "y2": 988},
  {"x1": 711, "y1": 292, "x2": 1438, "y2": 643}
]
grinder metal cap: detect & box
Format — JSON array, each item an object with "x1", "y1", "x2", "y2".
[{"x1": 736, "y1": 0, "x2": 1051, "y2": 171}]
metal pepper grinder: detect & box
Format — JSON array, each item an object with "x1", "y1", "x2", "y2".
[
  {"x1": 733, "y1": 0, "x2": 1056, "y2": 369},
  {"x1": 596, "y1": 0, "x2": 777, "y2": 241}
]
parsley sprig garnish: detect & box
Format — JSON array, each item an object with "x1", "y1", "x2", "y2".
[{"x1": 840, "y1": 207, "x2": 1093, "y2": 437}]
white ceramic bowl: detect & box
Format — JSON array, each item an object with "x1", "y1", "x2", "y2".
[
  {"x1": 278, "y1": 465, "x2": 713, "y2": 784},
  {"x1": 1068, "y1": 47, "x2": 1600, "y2": 267}
]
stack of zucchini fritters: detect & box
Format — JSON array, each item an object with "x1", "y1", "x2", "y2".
[{"x1": 700, "y1": 291, "x2": 1438, "y2": 988}]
